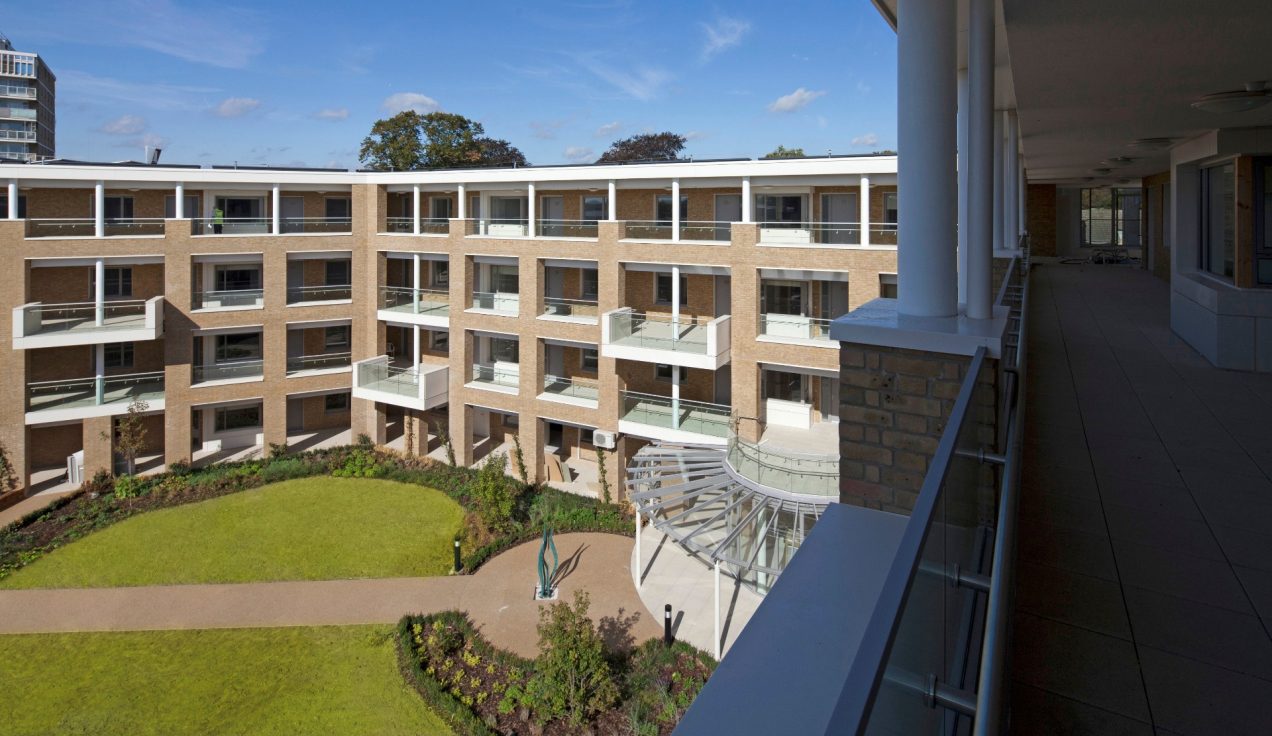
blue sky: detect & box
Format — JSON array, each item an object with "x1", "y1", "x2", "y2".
[{"x1": 8, "y1": 0, "x2": 898, "y2": 168}]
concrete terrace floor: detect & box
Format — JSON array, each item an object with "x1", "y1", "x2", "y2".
[{"x1": 1011, "y1": 263, "x2": 1272, "y2": 735}]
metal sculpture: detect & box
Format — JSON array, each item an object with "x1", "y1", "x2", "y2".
[{"x1": 536, "y1": 525, "x2": 559, "y2": 600}]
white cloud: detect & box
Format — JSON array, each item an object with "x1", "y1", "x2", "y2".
[
  {"x1": 564, "y1": 146, "x2": 595, "y2": 163},
  {"x1": 851, "y1": 133, "x2": 880, "y2": 147},
  {"x1": 213, "y1": 97, "x2": 261, "y2": 118},
  {"x1": 59, "y1": 70, "x2": 216, "y2": 112},
  {"x1": 768, "y1": 87, "x2": 826, "y2": 113},
  {"x1": 573, "y1": 54, "x2": 670, "y2": 101},
  {"x1": 382, "y1": 92, "x2": 440, "y2": 115},
  {"x1": 314, "y1": 107, "x2": 349, "y2": 121},
  {"x1": 594, "y1": 121, "x2": 622, "y2": 138},
  {"x1": 701, "y1": 16, "x2": 751, "y2": 60},
  {"x1": 100, "y1": 114, "x2": 146, "y2": 135}
]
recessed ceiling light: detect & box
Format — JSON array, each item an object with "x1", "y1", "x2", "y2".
[{"x1": 1192, "y1": 82, "x2": 1271, "y2": 114}]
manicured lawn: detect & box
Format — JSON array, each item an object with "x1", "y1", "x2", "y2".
[
  {"x1": 1, "y1": 478, "x2": 464, "y2": 588},
  {"x1": 0, "y1": 625, "x2": 452, "y2": 736}
]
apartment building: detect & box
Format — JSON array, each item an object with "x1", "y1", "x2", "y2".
[
  {"x1": 0, "y1": 32, "x2": 54, "y2": 163},
  {"x1": 0, "y1": 156, "x2": 898, "y2": 498}
]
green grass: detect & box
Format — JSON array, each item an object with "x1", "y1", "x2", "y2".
[
  {"x1": 0, "y1": 625, "x2": 452, "y2": 736},
  {"x1": 1, "y1": 478, "x2": 464, "y2": 588}
]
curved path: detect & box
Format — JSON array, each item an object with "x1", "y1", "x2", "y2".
[{"x1": 0, "y1": 533, "x2": 660, "y2": 658}]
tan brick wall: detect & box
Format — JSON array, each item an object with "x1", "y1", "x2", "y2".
[
  {"x1": 28, "y1": 423, "x2": 81, "y2": 469},
  {"x1": 1026, "y1": 184, "x2": 1057, "y2": 257},
  {"x1": 1142, "y1": 172, "x2": 1171, "y2": 283}
]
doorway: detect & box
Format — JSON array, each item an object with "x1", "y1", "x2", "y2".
[{"x1": 821, "y1": 193, "x2": 858, "y2": 244}]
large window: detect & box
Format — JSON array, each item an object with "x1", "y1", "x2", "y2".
[
  {"x1": 214, "y1": 265, "x2": 261, "y2": 292},
  {"x1": 164, "y1": 194, "x2": 199, "y2": 218},
  {"x1": 325, "y1": 260, "x2": 351, "y2": 285},
  {"x1": 761, "y1": 280, "x2": 806, "y2": 316},
  {"x1": 756, "y1": 195, "x2": 806, "y2": 226},
  {"x1": 581, "y1": 269, "x2": 599, "y2": 300},
  {"x1": 430, "y1": 330, "x2": 449, "y2": 352},
  {"x1": 103, "y1": 342, "x2": 134, "y2": 369},
  {"x1": 325, "y1": 197, "x2": 352, "y2": 220},
  {"x1": 490, "y1": 337, "x2": 519, "y2": 364},
  {"x1": 655, "y1": 272, "x2": 688, "y2": 306},
  {"x1": 491, "y1": 264, "x2": 518, "y2": 293},
  {"x1": 490, "y1": 196, "x2": 527, "y2": 224},
  {"x1": 883, "y1": 192, "x2": 899, "y2": 228},
  {"x1": 879, "y1": 273, "x2": 898, "y2": 299},
  {"x1": 324, "y1": 326, "x2": 350, "y2": 351},
  {"x1": 431, "y1": 260, "x2": 450, "y2": 288},
  {"x1": 763, "y1": 369, "x2": 809, "y2": 403},
  {"x1": 580, "y1": 348, "x2": 599, "y2": 373},
  {"x1": 655, "y1": 195, "x2": 688, "y2": 225},
  {"x1": 325, "y1": 392, "x2": 350, "y2": 413},
  {"x1": 1257, "y1": 158, "x2": 1272, "y2": 285},
  {"x1": 215, "y1": 404, "x2": 262, "y2": 432},
  {"x1": 96, "y1": 196, "x2": 134, "y2": 222},
  {"x1": 1080, "y1": 188, "x2": 1142, "y2": 248},
  {"x1": 430, "y1": 197, "x2": 453, "y2": 220},
  {"x1": 654, "y1": 364, "x2": 685, "y2": 383},
  {"x1": 0, "y1": 193, "x2": 26, "y2": 217},
  {"x1": 1200, "y1": 164, "x2": 1235, "y2": 280},
  {"x1": 215, "y1": 333, "x2": 261, "y2": 362},
  {"x1": 582, "y1": 196, "x2": 606, "y2": 222},
  {"x1": 92, "y1": 267, "x2": 133, "y2": 298}
]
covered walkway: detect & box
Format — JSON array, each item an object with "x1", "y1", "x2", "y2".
[{"x1": 1012, "y1": 263, "x2": 1272, "y2": 734}]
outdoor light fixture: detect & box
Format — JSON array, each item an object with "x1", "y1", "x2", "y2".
[{"x1": 1191, "y1": 82, "x2": 1272, "y2": 114}]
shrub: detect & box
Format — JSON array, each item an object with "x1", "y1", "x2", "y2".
[
  {"x1": 112, "y1": 474, "x2": 142, "y2": 501},
  {"x1": 332, "y1": 448, "x2": 384, "y2": 478},
  {"x1": 511, "y1": 434, "x2": 529, "y2": 486},
  {"x1": 435, "y1": 420, "x2": 456, "y2": 467},
  {"x1": 596, "y1": 446, "x2": 612, "y2": 506},
  {"x1": 268, "y1": 442, "x2": 289, "y2": 459},
  {"x1": 0, "y1": 439, "x2": 18, "y2": 494},
  {"x1": 524, "y1": 591, "x2": 619, "y2": 726},
  {"x1": 471, "y1": 453, "x2": 517, "y2": 535}
]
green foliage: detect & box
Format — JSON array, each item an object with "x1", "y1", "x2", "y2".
[
  {"x1": 510, "y1": 434, "x2": 529, "y2": 486},
  {"x1": 359, "y1": 110, "x2": 427, "y2": 171},
  {"x1": 598, "y1": 131, "x2": 687, "y2": 163},
  {"x1": 596, "y1": 446, "x2": 612, "y2": 506},
  {"x1": 332, "y1": 448, "x2": 384, "y2": 478},
  {"x1": 360, "y1": 110, "x2": 528, "y2": 172},
  {"x1": 112, "y1": 474, "x2": 142, "y2": 502},
  {"x1": 356, "y1": 433, "x2": 374, "y2": 449},
  {"x1": 524, "y1": 591, "x2": 619, "y2": 726},
  {"x1": 0, "y1": 439, "x2": 18, "y2": 494},
  {"x1": 111, "y1": 398, "x2": 150, "y2": 476},
  {"x1": 435, "y1": 421, "x2": 457, "y2": 467},
  {"x1": 763, "y1": 145, "x2": 806, "y2": 159},
  {"x1": 471, "y1": 453, "x2": 517, "y2": 534},
  {"x1": 268, "y1": 442, "x2": 289, "y2": 460}
]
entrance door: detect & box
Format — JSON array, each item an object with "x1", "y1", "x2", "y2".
[
  {"x1": 287, "y1": 399, "x2": 304, "y2": 432},
  {"x1": 822, "y1": 193, "x2": 858, "y2": 244},
  {"x1": 280, "y1": 196, "x2": 304, "y2": 233},
  {"x1": 715, "y1": 194, "x2": 742, "y2": 240},
  {"x1": 541, "y1": 196, "x2": 564, "y2": 236}
]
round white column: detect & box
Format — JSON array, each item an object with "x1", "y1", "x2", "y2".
[
  {"x1": 8, "y1": 179, "x2": 17, "y2": 219},
  {"x1": 966, "y1": 0, "x2": 995, "y2": 320},
  {"x1": 607, "y1": 180, "x2": 617, "y2": 220},
  {"x1": 897, "y1": 0, "x2": 958, "y2": 318},
  {"x1": 671, "y1": 178, "x2": 681, "y2": 242},
  {"x1": 527, "y1": 182, "x2": 536, "y2": 236},
  {"x1": 992, "y1": 111, "x2": 1004, "y2": 252},
  {"x1": 94, "y1": 181, "x2": 105, "y2": 238},
  {"x1": 1005, "y1": 110, "x2": 1019, "y2": 247},
  {"x1": 271, "y1": 184, "x2": 281, "y2": 235},
  {"x1": 174, "y1": 183, "x2": 185, "y2": 219},
  {"x1": 741, "y1": 177, "x2": 752, "y2": 223},
  {"x1": 859, "y1": 176, "x2": 871, "y2": 246},
  {"x1": 412, "y1": 185, "x2": 421, "y2": 235},
  {"x1": 457, "y1": 183, "x2": 467, "y2": 220},
  {"x1": 957, "y1": 68, "x2": 969, "y2": 307}
]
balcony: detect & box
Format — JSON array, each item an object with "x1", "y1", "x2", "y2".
[
  {"x1": 622, "y1": 220, "x2": 731, "y2": 243},
  {"x1": 192, "y1": 289, "x2": 264, "y2": 311},
  {"x1": 473, "y1": 218, "x2": 529, "y2": 238},
  {"x1": 758, "y1": 314, "x2": 834, "y2": 344},
  {"x1": 469, "y1": 291, "x2": 519, "y2": 316},
  {"x1": 12, "y1": 296, "x2": 164, "y2": 349},
  {"x1": 539, "y1": 374, "x2": 599, "y2": 408},
  {"x1": 378, "y1": 286, "x2": 449, "y2": 326},
  {"x1": 25, "y1": 371, "x2": 165, "y2": 423},
  {"x1": 757, "y1": 222, "x2": 898, "y2": 247},
  {"x1": 24, "y1": 218, "x2": 166, "y2": 239},
  {"x1": 540, "y1": 297, "x2": 599, "y2": 323},
  {"x1": 601, "y1": 309, "x2": 731, "y2": 370},
  {"x1": 0, "y1": 106, "x2": 36, "y2": 120},
  {"x1": 192, "y1": 359, "x2": 264, "y2": 385},
  {"x1": 466, "y1": 363, "x2": 520, "y2": 394},
  {"x1": 724, "y1": 435, "x2": 838, "y2": 497},
  {"x1": 382, "y1": 217, "x2": 450, "y2": 236},
  {"x1": 286, "y1": 352, "x2": 351, "y2": 377},
  {"x1": 619, "y1": 391, "x2": 731, "y2": 445},
  {"x1": 285, "y1": 284, "x2": 352, "y2": 305},
  {"x1": 190, "y1": 217, "x2": 352, "y2": 236},
  {"x1": 0, "y1": 84, "x2": 37, "y2": 99},
  {"x1": 351, "y1": 356, "x2": 448, "y2": 411},
  {"x1": 535, "y1": 219, "x2": 599, "y2": 239}
]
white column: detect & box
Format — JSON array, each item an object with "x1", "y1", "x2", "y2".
[
  {"x1": 1018, "y1": 156, "x2": 1027, "y2": 240},
  {"x1": 671, "y1": 178, "x2": 681, "y2": 242},
  {"x1": 966, "y1": 0, "x2": 995, "y2": 320},
  {"x1": 607, "y1": 180, "x2": 617, "y2": 220},
  {"x1": 412, "y1": 253, "x2": 421, "y2": 315},
  {"x1": 671, "y1": 266, "x2": 681, "y2": 336},
  {"x1": 412, "y1": 185, "x2": 421, "y2": 235},
  {"x1": 859, "y1": 176, "x2": 871, "y2": 246},
  {"x1": 671, "y1": 264, "x2": 681, "y2": 429},
  {"x1": 957, "y1": 68, "x2": 969, "y2": 306},
  {"x1": 635, "y1": 508, "x2": 642, "y2": 588},
  {"x1": 412, "y1": 325, "x2": 421, "y2": 372},
  {"x1": 457, "y1": 184, "x2": 467, "y2": 220},
  {"x1": 174, "y1": 183, "x2": 185, "y2": 218},
  {"x1": 896, "y1": 0, "x2": 958, "y2": 318},
  {"x1": 93, "y1": 181, "x2": 105, "y2": 238},
  {"x1": 95, "y1": 343, "x2": 106, "y2": 405},
  {"x1": 6, "y1": 179, "x2": 16, "y2": 219},
  {"x1": 527, "y1": 182, "x2": 536, "y2": 237},
  {"x1": 992, "y1": 111, "x2": 1004, "y2": 252},
  {"x1": 94, "y1": 258, "x2": 106, "y2": 326},
  {"x1": 741, "y1": 177, "x2": 752, "y2": 223},
  {"x1": 713, "y1": 559, "x2": 722, "y2": 660},
  {"x1": 1005, "y1": 110, "x2": 1019, "y2": 248},
  {"x1": 271, "y1": 184, "x2": 281, "y2": 235}
]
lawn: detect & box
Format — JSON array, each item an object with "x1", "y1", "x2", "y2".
[
  {"x1": 0, "y1": 477, "x2": 464, "y2": 588},
  {"x1": 0, "y1": 625, "x2": 452, "y2": 736}
]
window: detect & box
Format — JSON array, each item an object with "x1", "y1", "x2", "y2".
[
  {"x1": 214, "y1": 265, "x2": 261, "y2": 292},
  {"x1": 324, "y1": 197, "x2": 352, "y2": 220},
  {"x1": 103, "y1": 342, "x2": 134, "y2": 369},
  {"x1": 216, "y1": 196, "x2": 264, "y2": 219},
  {"x1": 429, "y1": 330, "x2": 449, "y2": 352},
  {"x1": 324, "y1": 393, "x2": 350, "y2": 413},
  {"x1": 95, "y1": 196, "x2": 134, "y2": 222},
  {"x1": 581, "y1": 269, "x2": 599, "y2": 300},
  {"x1": 1200, "y1": 163, "x2": 1235, "y2": 280},
  {"x1": 92, "y1": 267, "x2": 133, "y2": 298},
  {"x1": 490, "y1": 196, "x2": 527, "y2": 223},
  {"x1": 760, "y1": 280, "x2": 806, "y2": 315},
  {"x1": 324, "y1": 326, "x2": 350, "y2": 350},
  {"x1": 214, "y1": 405, "x2": 262, "y2": 432},
  {"x1": 430, "y1": 197, "x2": 453, "y2": 220},
  {"x1": 470, "y1": 196, "x2": 481, "y2": 219},
  {"x1": 879, "y1": 273, "x2": 898, "y2": 299},
  {"x1": 431, "y1": 261, "x2": 450, "y2": 288},
  {"x1": 1256, "y1": 158, "x2": 1272, "y2": 285},
  {"x1": 655, "y1": 272, "x2": 688, "y2": 305},
  {"x1": 763, "y1": 370, "x2": 809, "y2": 403},
  {"x1": 883, "y1": 192, "x2": 898, "y2": 226},
  {"x1": 214, "y1": 333, "x2": 261, "y2": 362},
  {"x1": 580, "y1": 348, "x2": 599, "y2": 373},
  {"x1": 654, "y1": 364, "x2": 685, "y2": 383},
  {"x1": 325, "y1": 260, "x2": 351, "y2": 285},
  {"x1": 582, "y1": 196, "x2": 606, "y2": 222},
  {"x1": 492, "y1": 264, "x2": 519, "y2": 293},
  {"x1": 655, "y1": 195, "x2": 688, "y2": 225},
  {"x1": 0, "y1": 194, "x2": 26, "y2": 218},
  {"x1": 755, "y1": 195, "x2": 806, "y2": 226},
  {"x1": 164, "y1": 194, "x2": 199, "y2": 218},
  {"x1": 490, "y1": 337, "x2": 519, "y2": 364}
]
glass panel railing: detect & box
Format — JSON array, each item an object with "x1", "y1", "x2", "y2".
[
  {"x1": 190, "y1": 217, "x2": 352, "y2": 235},
  {"x1": 286, "y1": 284, "x2": 352, "y2": 303},
  {"x1": 356, "y1": 361, "x2": 420, "y2": 398},
  {"x1": 624, "y1": 221, "x2": 731, "y2": 242},
  {"x1": 759, "y1": 314, "x2": 833, "y2": 341},
  {"x1": 620, "y1": 391, "x2": 731, "y2": 438},
  {"x1": 476, "y1": 218, "x2": 529, "y2": 237},
  {"x1": 725, "y1": 436, "x2": 838, "y2": 497},
  {"x1": 607, "y1": 311, "x2": 711, "y2": 354},
  {"x1": 192, "y1": 289, "x2": 264, "y2": 309},
  {"x1": 471, "y1": 291, "x2": 519, "y2": 314},
  {"x1": 192, "y1": 359, "x2": 264, "y2": 383},
  {"x1": 27, "y1": 371, "x2": 165, "y2": 412},
  {"x1": 757, "y1": 222, "x2": 898, "y2": 246},
  {"x1": 286, "y1": 352, "x2": 351, "y2": 374},
  {"x1": 0, "y1": 107, "x2": 38, "y2": 119},
  {"x1": 534, "y1": 219, "x2": 599, "y2": 239},
  {"x1": 24, "y1": 219, "x2": 166, "y2": 238},
  {"x1": 383, "y1": 217, "x2": 414, "y2": 233},
  {"x1": 379, "y1": 286, "x2": 450, "y2": 317},
  {"x1": 541, "y1": 297, "x2": 599, "y2": 319},
  {"x1": 541, "y1": 375, "x2": 599, "y2": 402},
  {"x1": 420, "y1": 218, "x2": 450, "y2": 235},
  {"x1": 470, "y1": 363, "x2": 520, "y2": 389},
  {"x1": 24, "y1": 300, "x2": 147, "y2": 333},
  {"x1": 0, "y1": 85, "x2": 37, "y2": 98}
]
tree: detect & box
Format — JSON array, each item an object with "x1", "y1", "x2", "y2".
[
  {"x1": 472, "y1": 452, "x2": 518, "y2": 534},
  {"x1": 597, "y1": 132, "x2": 687, "y2": 163},
  {"x1": 763, "y1": 145, "x2": 806, "y2": 159},
  {"x1": 360, "y1": 111, "x2": 530, "y2": 170},
  {"x1": 419, "y1": 112, "x2": 485, "y2": 169},
  {"x1": 359, "y1": 111, "x2": 427, "y2": 171},
  {"x1": 525, "y1": 591, "x2": 620, "y2": 726},
  {"x1": 0, "y1": 439, "x2": 17, "y2": 494},
  {"x1": 479, "y1": 137, "x2": 529, "y2": 167},
  {"x1": 109, "y1": 398, "x2": 150, "y2": 476}
]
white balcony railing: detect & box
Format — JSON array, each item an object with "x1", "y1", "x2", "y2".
[
  {"x1": 352, "y1": 355, "x2": 449, "y2": 411},
  {"x1": 601, "y1": 309, "x2": 731, "y2": 369}
]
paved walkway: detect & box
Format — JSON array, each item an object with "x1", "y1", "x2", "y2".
[
  {"x1": 1011, "y1": 263, "x2": 1272, "y2": 735},
  {"x1": 0, "y1": 533, "x2": 660, "y2": 659},
  {"x1": 0, "y1": 488, "x2": 78, "y2": 529}
]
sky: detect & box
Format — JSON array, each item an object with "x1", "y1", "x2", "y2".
[{"x1": 7, "y1": 0, "x2": 898, "y2": 168}]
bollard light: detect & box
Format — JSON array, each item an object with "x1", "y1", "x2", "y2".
[
  {"x1": 453, "y1": 539, "x2": 462, "y2": 572},
  {"x1": 664, "y1": 604, "x2": 673, "y2": 646}
]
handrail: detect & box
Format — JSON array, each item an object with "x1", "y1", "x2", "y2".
[{"x1": 27, "y1": 370, "x2": 166, "y2": 390}]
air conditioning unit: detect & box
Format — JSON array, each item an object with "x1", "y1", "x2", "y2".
[
  {"x1": 592, "y1": 429, "x2": 617, "y2": 450},
  {"x1": 66, "y1": 450, "x2": 84, "y2": 485}
]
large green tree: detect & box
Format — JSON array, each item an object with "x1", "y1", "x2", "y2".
[
  {"x1": 763, "y1": 145, "x2": 806, "y2": 159},
  {"x1": 597, "y1": 132, "x2": 686, "y2": 163},
  {"x1": 359, "y1": 111, "x2": 528, "y2": 170}
]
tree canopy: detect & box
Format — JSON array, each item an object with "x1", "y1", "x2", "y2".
[
  {"x1": 597, "y1": 132, "x2": 687, "y2": 163},
  {"x1": 763, "y1": 145, "x2": 806, "y2": 159},
  {"x1": 359, "y1": 111, "x2": 529, "y2": 170}
]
